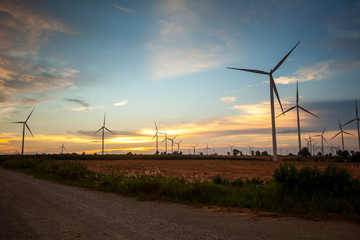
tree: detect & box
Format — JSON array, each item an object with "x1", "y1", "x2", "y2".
[
  {"x1": 298, "y1": 147, "x2": 310, "y2": 157},
  {"x1": 233, "y1": 149, "x2": 240, "y2": 156},
  {"x1": 261, "y1": 151, "x2": 269, "y2": 156},
  {"x1": 255, "y1": 150, "x2": 261, "y2": 156}
]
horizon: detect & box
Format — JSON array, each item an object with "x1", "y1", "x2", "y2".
[{"x1": 1, "y1": 0, "x2": 360, "y2": 155}]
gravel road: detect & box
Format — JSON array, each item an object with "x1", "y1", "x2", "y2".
[{"x1": 1, "y1": 168, "x2": 359, "y2": 240}]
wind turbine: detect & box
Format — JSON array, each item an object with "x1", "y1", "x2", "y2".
[
  {"x1": 278, "y1": 81, "x2": 320, "y2": 154},
  {"x1": 95, "y1": 114, "x2": 115, "y2": 155},
  {"x1": 228, "y1": 144, "x2": 235, "y2": 154},
  {"x1": 152, "y1": 122, "x2": 164, "y2": 155},
  {"x1": 314, "y1": 127, "x2": 328, "y2": 156},
  {"x1": 12, "y1": 107, "x2": 35, "y2": 155},
  {"x1": 343, "y1": 100, "x2": 360, "y2": 152},
  {"x1": 168, "y1": 135, "x2": 177, "y2": 154},
  {"x1": 204, "y1": 144, "x2": 211, "y2": 155},
  {"x1": 59, "y1": 141, "x2": 67, "y2": 154},
  {"x1": 228, "y1": 41, "x2": 300, "y2": 161},
  {"x1": 303, "y1": 134, "x2": 315, "y2": 155},
  {"x1": 175, "y1": 139, "x2": 183, "y2": 153},
  {"x1": 248, "y1": 145, "x2": 254, "y2": 156},
  {"x1": 330, "y1": 118, "x2": 354, "y2": 151},
  {"x1": 161, "y1": 130, "x2": 169, "y2": 154},
  {"x1": 190, "y1": 144, "x2": 198, "y2": 155}
]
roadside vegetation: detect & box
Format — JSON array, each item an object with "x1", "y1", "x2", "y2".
[{"x1": 1, "y1": 155, "x2": 359, "y2": 221}]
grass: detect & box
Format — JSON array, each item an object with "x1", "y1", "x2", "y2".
[{"x1": 1, "y1": 155, "x2": 359, "y2": 222}]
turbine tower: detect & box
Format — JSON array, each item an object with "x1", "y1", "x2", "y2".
[
  {"x1": 314, "y1": 127, "x2": 328, "y2": 156},
  {"x1": 95, "y1": 114, "x2": 115, "y2": 155},
  {"x1": 228, "y1": 41, "x2": 300, "y2": 161},
  {"x1": 12, "y1": 107, "x2": 35, "y2": 155},
  {"x1": 331, "y1": 118, "x2": 354, "y2": 151},
  {"x1": 59, "y1": 141, "x2": 67, "y2": 154},
  {"x1": 168, "y1": 135, "x2": 177, "y2": 154},
  {"x1": 343, "y1": 100, "x2": 360, "y2": 152},
  {"x1": 278, "y1": 81, "x2": 320, "y2": 154},
  {"x1": 190, "y1": 144, "x2": 198, "y2": 155},
  {"x1": 152, "y1": 122, "x2": 163, "y2": 155}
]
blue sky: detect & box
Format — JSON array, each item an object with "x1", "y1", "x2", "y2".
[{"x1": 0, "y1": 0, "x2": 359, "y2": 155}]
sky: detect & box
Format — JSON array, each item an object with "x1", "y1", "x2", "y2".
[{"x1": 0, "y1": 0, "x2": 360, "y2": 155}]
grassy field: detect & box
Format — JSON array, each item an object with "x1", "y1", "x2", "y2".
[{"x1": 1, "y1": 154, "x2": 359, "y2": 222}]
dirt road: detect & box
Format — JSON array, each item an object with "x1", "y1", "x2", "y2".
[{"x1": 1, "y1": 168, "x2": 359, "y2": 240}]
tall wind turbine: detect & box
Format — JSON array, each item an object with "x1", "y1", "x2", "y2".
[
  {"x1": 343, "y1": 100, "x2": 360, "y2": 152},
  {"x1": 13, "y1": 107, "x2": 35, "y2": 155},
  {"x1": 95, "y1": 114, "x2": 115, "y2": 155},
  {"x1": 331, "y1": 118, "x2": 354, "y2": 151},
  {"x1": 152, "y1": 122, "x2": 163, "y2": 155},
  {"x1": 278, "y1": 81, "x2": 320, "y2": 154},
  {"x1": 175, "y1": 139, "x2": 183, "y2": 153},
  {"x1": 314, "y1": 127, "x2": 328, "y2": 156},
  {"x1": 228, "y1": 41, "x2": 300, "y2": 161},
  {"x1": 59, "y1": 141, "x2": 67, "y2": 154},
  {"x1": 190, "y1": 144, "x2": 198, "y2": 155}
]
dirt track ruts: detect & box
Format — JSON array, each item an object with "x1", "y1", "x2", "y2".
[{"x1": 1, "y1": 168, "x2": 359, "y2": 240}]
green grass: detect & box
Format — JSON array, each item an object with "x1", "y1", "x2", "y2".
[{"x1": 1, "y1": 156, "x2": 359, "y2": 221}]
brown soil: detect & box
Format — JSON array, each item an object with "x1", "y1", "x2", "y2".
[{"x1": 79, "y1": 157, "x2": 360, "y2": 181}]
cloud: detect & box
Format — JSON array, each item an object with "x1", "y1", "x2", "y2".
[
  {"x1": 113, "y1": 100, "x2": 128, "y2": 106},
  {"x1": 0, "y1": 0, "x2": 76, "y2": 112},
  {"x1": 147, "y1": 0, "x2": 236, "y2": 80},
  {"x1": 220, "y1": 97, "x2": 236, "y2": 103},
  {"x1": 113, "y1": 4, "x2": 136, "y2": 13},
  {"x1": 64, "y1": 98, "x2": 90, "y2": 107}
]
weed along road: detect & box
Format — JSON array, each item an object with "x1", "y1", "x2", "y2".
[{"x1": 1, "y1": 168, "x2": 359, "y2": 240}]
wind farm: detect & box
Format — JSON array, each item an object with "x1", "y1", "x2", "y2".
[{"x1": 1, "y1": 1, "x2": 360, "y2": 235}]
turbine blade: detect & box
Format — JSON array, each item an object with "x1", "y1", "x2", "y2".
[
  {"x1": 296, "y1": 81, "x2": 299, "y2": 106},
  {"x1": 173, "y1": 135, "x2": 177, "y2": 140},
  {"x1": 95, "y1": 127, "x2": 103, "y2": 134},
  {"x1": 105, "y1": 127, "x2": 116, "y2": 135},
  {"x1": 179, "y1": 139, "x2": 183, "y2": 144},
  {"x1": 322, "y1": 127, "x2": 326, "y2": 135},
  {"x1": 195, "y1": 144, "x2": 198, "y2": 147},
  {"x1": 330, "y1": 132, "x2": 341, "y2": 140},
  {"x1": 276, "y1": 106, "x2": 296, "y2": 118},
  {"x1": 270, "y1": 75, "x2": 284, "y2": 113},
  {"x1": 154, "y1": 122, "x2": 158, "y2": 131},
  {"x1": 103, "y1": 114, "x2": 106, "y2": 127},
  {"x1": 343, "y1": 118, "x2": 356, "y2": 126},
  {"x1": 152, "y1": 133, "x2": 157, "y2": 140},
  {"x1": 298, "y1": 106, "x2": 320, "y2": 119},
  {"x1": 323, "y1": 137, "x2": 328, "y2": 145},
  {"x1": 25, "y1": 107, "x2": 35, "y2": 123},
  {"x1": 25, "y1": 123, "x2": 34, "y2": 137},
  {"x1": 12, "y1": 121, "x2": 24, "y2": 124},
  {"x1": 343, "y1": 131, "x2": 355, "y2": 136},
  {"x1": 272, "y1": 41, "x2": 300, "y2": 73},
  {"x1": 227, "y1": 67, "x2": 269, "y2": 75}
]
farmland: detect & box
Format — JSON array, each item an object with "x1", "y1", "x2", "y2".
[{"x1": 78, "y1": 156, "x2": 360, "y2": 181}]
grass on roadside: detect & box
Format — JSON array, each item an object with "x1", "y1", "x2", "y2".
[{"x1": 1, "y1": 156, "x2": 359, "y2": 221}]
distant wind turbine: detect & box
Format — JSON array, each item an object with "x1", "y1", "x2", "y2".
[
  {"x1": 303, "y1": 134, "x2": 315, "y2": 155},
  {"x1": 204, "y1": 144, "x2": 211, "y2": 155},
  {"x1": 278, "y1": 81, "x2": 320, "y2": 154},
  {"x1": 228, "y1": 41, "x2": 300, "y2": 161},
  {"x1": 168, "y1": 135, "x2": 177, "y2": 153},
  {"x1": 13, "y1": 107, "x2": 35, "y2": 155},
  {"x1": 343, "y1": 100, "x2": 360, "y2": 152},
  {"x1": 314, "y1": 127, "x2": 328, "y2": 156},
  {"x1": 175, "y1": 139, "x2": 183, "y2": 153},
  {"x1": 330, "y1": 118, "x2": 354, "y2": 151},
  {"x1": 228, "y1": 144, "x2": 235, "y2": 154},
  {"x1": 152, "y1": 122, "x2": 163, "y2": 155},
  {"x1": 190, "y1": 144, "x2": 198, "y2": 155},
  {"x1": 248, "y1": 145, "x2": 254, "y2": 156},
  {"x1": 95, "y1": 114, "x2": 115, "y2": 155},
  {"x1": 161, "y1": 130, "x2": 169, "y2": 154},
  {"x1": 59, "y1": 141, "x2": 67, "y2": 154}
]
